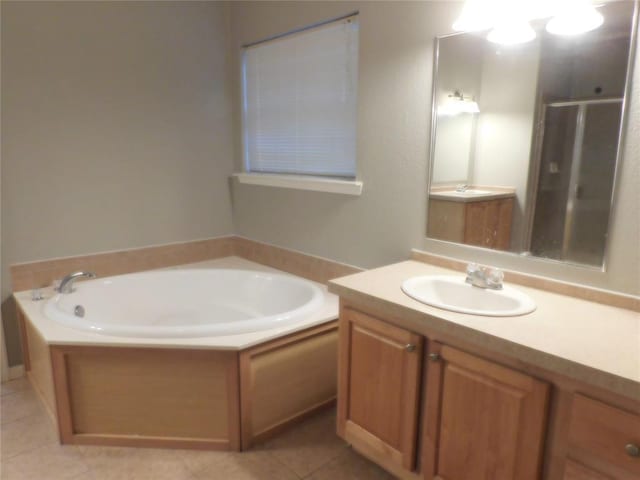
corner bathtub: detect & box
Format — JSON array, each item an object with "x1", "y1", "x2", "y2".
[
  {"x1": 15, "y1": 257, "x2": 339, "y2": 452},
  {"x1": 43, "y1": 269, "x2": 324, "y2": 338}
]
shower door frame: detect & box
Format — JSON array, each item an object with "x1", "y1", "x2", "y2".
[{"x1": 523, "y1": 97, "x2": 624, "y2": 266}]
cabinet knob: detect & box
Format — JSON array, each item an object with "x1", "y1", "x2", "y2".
[
  {"x1": 625, "y1": 443, "x2": 640, "y2": 457},
  {"x1": 405, "y1": 344, "x2": 416, "y2": 352},
  {"x1": 428, "y1": 353, "x2": 441, "y2": 362}
]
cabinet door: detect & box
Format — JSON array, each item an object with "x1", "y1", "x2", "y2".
[
  {"x1": 337, "y1": 307, "x2": 423, "y2": 472},
  {"x1": 563, "y1": 460, "x2": 612, "y2": 480},
  {"x1": 423, "y1": 343, "x2": 549, "y2": 480},
  {"x1": 464, "y1": 199, "x2": 514, "y2": 250}
]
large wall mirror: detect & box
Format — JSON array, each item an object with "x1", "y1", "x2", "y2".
[{"x1": 427, "y1": 1, "x2": 637, "y2": 269}]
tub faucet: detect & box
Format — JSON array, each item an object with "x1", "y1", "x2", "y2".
[
  {"x1": 465, "y1": 263, "x2": 503, "y2": 290},
  {"x1": 58, "y1": 271, "x2": 96, "y2": 294}
]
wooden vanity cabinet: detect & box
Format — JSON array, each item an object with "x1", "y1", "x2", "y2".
[
  {"x1": 427, "y1": 197, "x2": 513, "y2": 250},
  {"x1": 337, "y1": 307, "x2": 424, "y2": 476},
  {"x1": 422, "y1": 342, "x2": 550, "y2": 480},
  {"x1": 337, "y1": 305, "x2": 551, "y2": 480},
  {"x1": 563, "y1": 394, "x2": 640, "y2": 480}
]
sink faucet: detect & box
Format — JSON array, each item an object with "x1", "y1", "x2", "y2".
[
  {"x1": 455, "y1": 184, "x2": 469, "y2": 193},
  {"x1": 58, "y1": 271, "x2": 96, "y2": 294},
  {"x1": 465, "y1": 263, "x2": 503, "y2": 290}
]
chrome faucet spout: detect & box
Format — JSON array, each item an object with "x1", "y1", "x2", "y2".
[
  {"x1": 465, "y1": 263, "x2": 503, "y2": 290},
  {"x1": 58, "y1": 271, "x2": 96, "y2": 294}
]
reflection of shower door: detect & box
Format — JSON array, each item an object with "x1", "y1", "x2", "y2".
[{"x1": 530, "y1": 98, "x2": 622, "y2": 267}]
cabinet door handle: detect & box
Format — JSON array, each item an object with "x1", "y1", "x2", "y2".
[
  {"x1": 428, "y1": 353, "x2": 441, "y2": 362},
  {"x1": 625, "y1": 443, "x2": 640, "y2": 457},
  {"x1": 405, "y1": 344, "x2": 416, "y2": 352}
]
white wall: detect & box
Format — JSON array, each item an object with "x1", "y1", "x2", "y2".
[
  {"x1": 432, "y1": 33, "x2": 483, "y2": 185},
  {"x1": 472, "y1": 40, "x2": 540, "y2": 250},
  {"x1": 230, "y1": 1, "x2": 460, "y2": 269},
  {"x1": 1, "y1": 1, "x2": 236, "y2": 365},
  {"x1": 230, "y1": 1, "x2": 639, "y2": 296}
]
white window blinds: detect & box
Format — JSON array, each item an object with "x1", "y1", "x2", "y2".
[{"x1": 242, "y1": 15, "x2": 359, "y2": 178}]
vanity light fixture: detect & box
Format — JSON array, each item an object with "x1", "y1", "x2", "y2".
[
  {"x1": 452, "y1": 0, "x2": 604, "y2": 45},
  {"x1": 438, "y1": 90, "x2": 480, "y2": 116},
  {"x1": 487, "y1": 20, "x2": 537, "y2": 45},
  {"x1": 452, "y1": 0, "x2": 497, "y2": 32}
]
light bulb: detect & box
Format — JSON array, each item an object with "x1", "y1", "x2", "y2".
[
  {"x1": 546, "y1": 2, "x2": 604, "y2": 36},
  {"x1": 452, "y1": 0, "x2": 497, "y2": 32},
  {"x1": 487, "y1": 21, "x2": 537, "y2": 45}
]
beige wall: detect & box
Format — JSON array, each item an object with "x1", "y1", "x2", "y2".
[
  {"x1": 1, "y1": 1, "x2": 236, "y2": 365},
  {"x1": 230, "y1": 1, "x2": 459, "y2": 269},
  {"x1": 230, "y1": 1, "x2": 639, "y2": 296},
  {"x1": 2, "y1": 1, "x2": 638, "y2": 367}
]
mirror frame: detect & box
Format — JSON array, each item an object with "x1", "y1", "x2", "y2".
[{"x1": 425, "y1": 3, "x2": 640, "y2": 273}]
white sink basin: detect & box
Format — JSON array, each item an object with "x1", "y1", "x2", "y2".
[
  {"x1": 401, "y1": 275, "x2": 536, "y2": 317},
  {"x1": 450, "y1": 189, "x2": 492, "y2": 196}
]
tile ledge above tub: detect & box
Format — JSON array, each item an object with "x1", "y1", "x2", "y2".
[{"x1": 232, "y1": 172, "x2": 363, "y2": 195}]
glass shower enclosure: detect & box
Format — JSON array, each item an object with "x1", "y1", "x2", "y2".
[{"x1": 529, "y1": 98, "x2": 622, "y2": 267}]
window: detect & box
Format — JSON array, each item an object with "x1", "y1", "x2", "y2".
[{"x1": 241, "y1": 15, "x2": 359, "y2": 187}]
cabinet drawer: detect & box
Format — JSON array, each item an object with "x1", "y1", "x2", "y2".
[{"x1": 568, "y1": 394, "x2": 640, "y2": 476}]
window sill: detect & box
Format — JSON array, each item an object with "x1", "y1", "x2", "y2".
[{"x1": 232, "y1": 173, "x2": 363, "y2": 196}]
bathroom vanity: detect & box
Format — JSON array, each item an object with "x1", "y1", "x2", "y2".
[
  {"x1": 427, "y1": 189, "x2": 515, "y2": 250},
  {"x1": 329, "y1": 258, "x2": 640, "y2": 480}
]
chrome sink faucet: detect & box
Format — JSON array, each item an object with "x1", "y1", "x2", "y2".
[
  {"x1": 57, "y1": 271, "x2": 96, "y2": 294},
  {"x1": 465, "y1": 263, "x2": 504, "y2": 290},
  {"x1": 455, "y1": 184, "x2": 469, "y2": 193}
]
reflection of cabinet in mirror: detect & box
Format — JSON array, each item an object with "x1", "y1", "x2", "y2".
[{"x1": 427, "y1": 188, "x2": 515, "y2": 250}]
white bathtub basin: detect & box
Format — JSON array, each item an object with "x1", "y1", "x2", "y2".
[
  {"x1": 401, "y1": 275, "x2": 536, "y2": 316},
  {"x1": 43, "y1": 269, "x2": 324, "y2": 338}
]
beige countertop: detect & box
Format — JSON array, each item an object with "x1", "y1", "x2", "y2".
[
  {"x1": 329, "y1": 260, "x2": 640, "y2": 401},
  {"x1": 15, "y1": 256, "x2": 338, "y2": 351}
]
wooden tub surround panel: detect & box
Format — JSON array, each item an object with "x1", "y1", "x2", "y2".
[
  {"x1": 18, "y1": 306, "x2": 57, "y2": 421},
  {"x1": 18, "y1": 305, "x2": 339, "y2": 451},
  {"x1": 239, "y1": 322, "x2": 338, "y2": 449},
  {"x1": 50, "y1": 345, "x2": 241, "y2": 450}
]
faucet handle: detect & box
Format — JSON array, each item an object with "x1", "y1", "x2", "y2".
[
  {"x1": 486, "y1": 268, "x2": 504, "y2": 288},
  {"x1": 466, "y1": 263, "x2": 481, "y2": 275}
]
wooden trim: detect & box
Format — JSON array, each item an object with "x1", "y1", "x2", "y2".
[
  {"x1": 50, "y1": 347, "x2": 74, "y2": 443},
  {"x1": 239, "y1": 349, "x2": 253, "y2": 449},
  {"x1": 49, "y1": 345, "x2": 241, "y2": 449},
  {"x1": 250, "y1": 398, "x2": 336, "y2": 445},
  {"x1": 226, "y1": 351, "x2": 242, "y2": 451},
  {"x1": 16, "y1": 306, "x2": 31, "y2": 372},
  {"x1": 345, "y1": 421, "x2": 404, "y2": 467},
  {"x1": 69, "y1": 434, "x2": 230, "y2": 451},
  {"x1": 410, "y1": 249, "x2": 640, "y2": 311},
  {"x1": 244, "y1": 321, "x2": 338, "y2": 357},
  {"x1": 337, "y1": 301, "x2": 350, "y2": 439},
  {"x1": 239, "y1": 321, "x2": 339, "y2": 449},
  {"x1": 422, "y1": 341, "x2": 444, "y2": 479},
  {"x1": 345, "y1": 424, "x2": 422, "y2": 480}
]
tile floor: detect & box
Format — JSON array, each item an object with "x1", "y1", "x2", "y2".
[{"x1": 1, "y1": 377, "x2": 394, "y2": 480}]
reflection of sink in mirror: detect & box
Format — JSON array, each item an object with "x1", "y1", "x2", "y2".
[
  {"x1": 445, "y1": 189, "x2": 491, "y2": 196},
  {"x1": 401, "y1": 275, "x2": 536, "y2": 317},
  {"x1": 428, "y1": 185, "x2": 517, "y2": 250}
]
